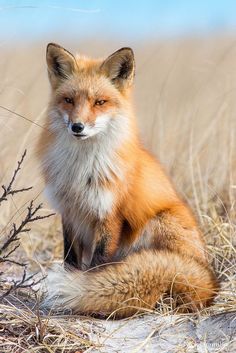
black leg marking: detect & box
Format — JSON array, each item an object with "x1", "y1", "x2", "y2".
[
  {"x1": 90, "y1": 234, "x2": 109, "y2": 267},
  {"x1": 63, "y1": 223, "x2": 78, "y2": 268}
]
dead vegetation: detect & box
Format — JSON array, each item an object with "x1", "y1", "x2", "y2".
[
  {"x1": 0, "y1": 151, "x2": 53, "y2": 300},
  {"x1": 0, "y1": 37, "x2": 235, "y2": 352}
]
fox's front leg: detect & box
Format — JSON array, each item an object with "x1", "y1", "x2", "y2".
[
  {"x1": 90, "y1": 218, "x2": 122, "y2": 267},
  {"x1": 62, "y1": 220, "x2": 82, "y2": 269},
  {"x1": 62, "y1": 218, "x2": 117, "y2": 270}
]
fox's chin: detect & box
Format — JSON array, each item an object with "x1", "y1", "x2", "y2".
[
  {"x1": 71, "y1": 132, "x2": 100, "y2": 141},
  {"x1": 72, "y1": 134, "x2": 90, "y2": 140}
]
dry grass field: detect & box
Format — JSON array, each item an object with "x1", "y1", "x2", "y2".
[{"x1": 0, "y1": 36, "x2": 236, "y2": 352}]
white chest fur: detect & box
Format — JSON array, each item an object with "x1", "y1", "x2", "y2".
[
  {"x1": 45, "y1": 182, "x2": 114, "y2": 221},
  {"x1": 43, "y1": 132, "x2": 122, "y2": 221}
]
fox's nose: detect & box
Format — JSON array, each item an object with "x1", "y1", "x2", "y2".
[{"x1": 71, "y1": 122, "x2": 84, "y2": 134}]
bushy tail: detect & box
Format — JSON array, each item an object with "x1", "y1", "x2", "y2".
[{"x1": 43, "y1": 250, "x2": 219, "y2": 318}]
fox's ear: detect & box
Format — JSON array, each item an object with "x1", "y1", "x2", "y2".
[
  {"x1": 46, "y1": 43, "x2": 77, "y2": 88},
  {"x1": 101, "y1": 47, "x2": 135, "y2": 89}
]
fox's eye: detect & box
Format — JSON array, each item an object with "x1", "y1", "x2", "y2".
[
  {"x1": 95, "y1": 99, "x2": 106, "y2": 106},
  {"x1": 64, "y1": 97, "x2": 74, "y2": 104}
]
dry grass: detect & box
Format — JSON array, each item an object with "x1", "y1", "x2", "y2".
[{"x1": 0, "y1": 36, "x2": 235, "y2": 352}]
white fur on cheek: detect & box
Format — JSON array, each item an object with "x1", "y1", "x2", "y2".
[
  {"x1": 94, "y1": 114, "x2": 111, "y2": 131},
  {"x1": 81, "y1": 114, "x2": 111, "y2": 138},
  {"x1": 63, "y1": 113, "x2": 69, "y2": 125}
]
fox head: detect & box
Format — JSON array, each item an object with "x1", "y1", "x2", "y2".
[{"x1": 46, "y1": 43, "x2": 135, "y2": 140}]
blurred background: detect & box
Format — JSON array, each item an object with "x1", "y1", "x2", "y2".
[
  {"x1": 1, "y1": 0, "x2": 236, "y2": 41},
  {"x1": 1, "y1": 0, "x2": 236, "y2": 256}
]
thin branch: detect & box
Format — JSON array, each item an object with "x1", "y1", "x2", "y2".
[
  {"x1": 0, "y1": 149, "x2": 32, "y2": 205},
  {"x1": 0, "y1": 257, "x2": 26, "y2": 267},
  {"x1": 0, "y1": 105, "x2": 46, "y2": 130},
  {"x1": 1, "y1": 243, "x2": 20, "y2": 259},
  {"x1": 0, "y1": 201, "x2": 55, "y2": 254},
  {"x1": 0, "y1": 270, "x2": 44, "y2": 301}
]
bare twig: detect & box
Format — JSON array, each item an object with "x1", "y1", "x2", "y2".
[
  {"x1": 0, "y1": 201, "x2": 54, "y2": 258},
  {"x1": 0, "y1": 105, "x2": 46, "y2": 130},
  {"x1": 0, "y1": 149, "x2": 32, "y2": 204},
  {"x1": 0, "y1": 269, "x2": 45, "y2": 301},
  {"x1": 0, "y1": 151, "x2": 54, "y2": 302}
]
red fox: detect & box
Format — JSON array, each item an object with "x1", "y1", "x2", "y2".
[{"x1": 38, "y1": 43, "x2": 219, "y2": 318}]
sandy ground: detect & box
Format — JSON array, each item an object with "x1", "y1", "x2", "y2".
[{"x1": 89, "y1": 311, "x2": 236, "y2": 352}]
